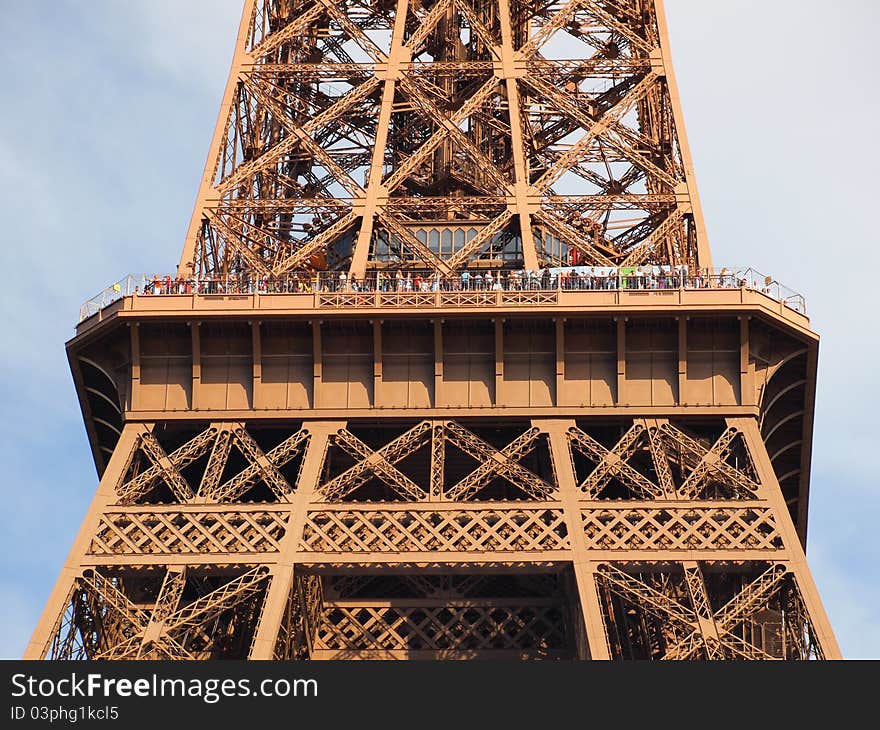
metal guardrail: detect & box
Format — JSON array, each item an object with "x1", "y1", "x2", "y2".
[
  {"x1": 78, "y1": 267, "x2": 806, "y2": 323},
  {"x1": 78, "y1": 274, "x2": 143, "y2": 322}
]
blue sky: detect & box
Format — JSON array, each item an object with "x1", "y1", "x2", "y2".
[{"x1": 0, "y1": 0, "x2": 877, "y2": 658}]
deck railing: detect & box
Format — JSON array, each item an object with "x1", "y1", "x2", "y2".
[{"x1": 79, "y1": 267, "x2": 806, "y2": 322}]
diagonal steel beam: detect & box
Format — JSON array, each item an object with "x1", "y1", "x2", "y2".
[
  {"x1": 321, "y1": 422, "x2": 431, "y2": 501},
  {"x1": 443, "y1": 423, "x2": 554, "y2": 501},
  {"x1": 568, "y1": 425, "x2": 662, "y2": 499}
]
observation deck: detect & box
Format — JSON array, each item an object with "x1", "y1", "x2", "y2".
[{"x1": 68, "y1": 267, "x2": 818, "y2": 544}]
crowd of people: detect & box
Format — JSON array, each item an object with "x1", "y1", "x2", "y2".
[{"x1": 135, "y1": 266, "x2": 755, "y2": 296}]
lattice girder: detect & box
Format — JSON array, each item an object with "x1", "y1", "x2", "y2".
[
  {"x1": 314, "y1": 600, "x2": 569, "y2": 656},
  {"x1": 179, "y1": 0, "x2": 711, "y2": 278},
  {"x1": 566, "y1": 421, "x2": 763, "y2": 502},
  {"x1": 60, "y1": 567, "x2": 272, "y2": 661},
  {"x1": 598, "y1": 562, "x2": 820, "y2": 661},
  {"x1": 115, "y1": 425, "x2": 310, "y2": 505},
  {"x1": 568, "y1": 423, "x2": 662, "y2": 499},
  {"x1": 301, "y1": 506, "x2": 570, "y2": 554},
  {"x1": 318, "y1": 420, "x2": 555, "y2": 502}
]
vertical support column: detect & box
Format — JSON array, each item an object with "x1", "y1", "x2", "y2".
[
  {"x1": 250, "y1": 564, "x2": 293, "y2": 661},
  {"x1": 616, "y1": 317, "x2": 626, "y2": 406},
  {"x1": 678, "y1": 316, "x2": 688, "y2": 405},
  {"x1": 739, "y1": 316, "x2": 753, "y2": 406},
  {"x1": 130, "y1": 323, "x2": 141, "y2": 411},
  {"x1": 191, "y1": 321, "x2": 201, "y2": 410},
  {"x1": 730, "y1": 417, "x2": 842, "y2": 659},
  {"x1": 250, "y1": 421, "x2": 345, "y2": 659},
  {"x1": 373, "y1": 319, "x2": 383, "y2": 407},
  {"x1": 177, "y1": 0, "x2": 260, "y2": 276},
  {"x1": 252, "y1": 321, "x2": 262, "y2": 409},
  {"x1": 494, "y1": 317, "x2": 504, "y2": 404},
  {"x1": 312, "y1": 320, "x2": 322, "y2": 409},
  {"x1": 139, "y1": 567, "x2": 188, "y2": 656},
  {"x1": 24, "y1": 425, "x2": 148, "y2": 659},
  {"x1": 682, "y1": 561, "x2": 723, "y2": 658},
  {"x1": 498, "y1": 0, "x2": 539, "y2": 271},
  {"x1": 653, "y1": 0, "x2": 713, "y2": 269},
  {"x1": 349, "y1": 0, "x2": 410, "y2": 278},
  {"x1": 555, "y1": 318, "x2": 565, "y2": 406},
  {"x1": 796, "y1": 344, "x2": 819, "y2": 539},
  {"x1": 534, "y1": 419, "x2": 611, "y2": 660},
  {"x1": 433, "y1": 319, "x2": 443, "y2": 407}
]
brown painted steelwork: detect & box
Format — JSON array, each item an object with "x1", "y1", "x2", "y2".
[
  {"x1": 29, "y1": 0, "x2": 838, "y2": 660},
  {"x1": 177, "y1": 0, "x2": 710, "y2": 279}
]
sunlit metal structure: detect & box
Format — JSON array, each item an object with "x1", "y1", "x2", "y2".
[{"x1": 28, "y1": 0, "x2": 839, "y2": 660}]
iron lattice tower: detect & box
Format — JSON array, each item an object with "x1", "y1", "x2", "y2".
[{"x1": 29, "y1": 0, "x2": 839, "y2": 660}]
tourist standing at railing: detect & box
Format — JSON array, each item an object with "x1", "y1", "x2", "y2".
[
  {"x1": 114, "y1": 266, "x2": 761, "y2": 298},
  {"x1": 87, "y1": 265, "x2": 803, "y2": 316}
]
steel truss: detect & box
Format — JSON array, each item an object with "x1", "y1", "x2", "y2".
[
  {"x1": 29, "y1": 416, "x2": 839, "y2": 660},
  {"x1": 179, "y1": 0, "x2": 711, "y2": 279},
  {"x1": 31, "y1": 0, "x2": 837, "y2": 662}
]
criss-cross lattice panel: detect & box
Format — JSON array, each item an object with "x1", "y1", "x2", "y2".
[
  {"x1": 274, "y1": 573, "x2": 324, "y2": 660},
  {"x1": 88, "y1": 509, "x2": 290, "y2": 556},
  {"x1": 43, "y1": 585, "x2": 107, "y2": 660},
  {"x1": 319, "y1": 421, "x2": 433, "y2": 501},
  {"x1": 442, "y1": 422, "x2": 555, "y2": 501},
  {"x1": 567, "y1": 423, "x2": 664, "y2": 499},
  {"x1": 596, "y1": 562, "x2": 825, "y2": 660},
  {"x1": 43, "y1": 567, "x2": 271, "y2": 661},
  {"x1": 314, "y1": 602, "x2": 568, "y2": 656},
  {"x1": 116, "y1": 426, "x2": 309, "y2": 505},
  {"x1": 180, "y1": 0, "x2": 707, "y2": 278},
  {"x1": 581, "y1": 506, "x2": 784, "y2": 551},
  {"x1": 655, "y1": 423, "x2": 760, "y2": 500},
  {"x1": 300, "y1": 507, "x2": 569, "y2": 553},
  {"x1": 567, "y1": 422, "x2": 762, "y2": 500},
  {"x1": 318, "y1": 420, "x2": 556, "y2": 502}
]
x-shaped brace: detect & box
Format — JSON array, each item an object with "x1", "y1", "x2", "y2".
[
  {"x1": 118, "y1": 430, "x2": 216, "y2": 504},
  {"x1": 568, "y1": 424, "x2": 662, "y2": 499},
  {"x1": 661, "y1": 424, "x2": 759, "y2": 499},
  {"x1": 444, "y1": 423, "x2": 554, "y2": 501},
  {"x1": 321, "y1": 422, "x2": 432, "y2": 501}
]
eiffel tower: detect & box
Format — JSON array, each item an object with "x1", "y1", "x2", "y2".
[{"x1": 27, "y1": 0, "x2": 839, "y2": 660}]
